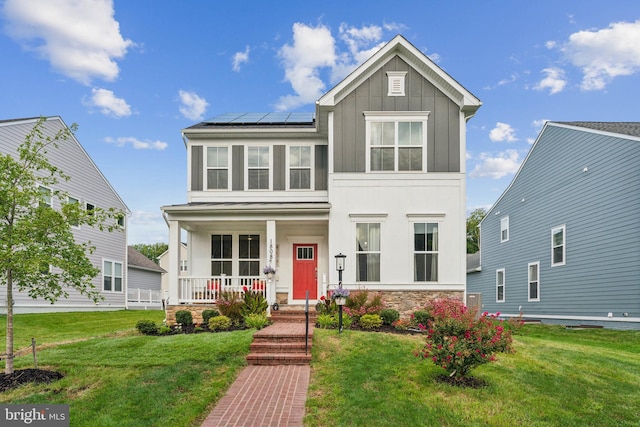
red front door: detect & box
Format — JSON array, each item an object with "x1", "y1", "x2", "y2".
[{"x1": 293, "y1": 244, "x2": 317, "y2": 300}]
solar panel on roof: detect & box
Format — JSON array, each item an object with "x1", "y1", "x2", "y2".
[{"x1": 203, "y1": 112, "x2": 315, "y2": 125}]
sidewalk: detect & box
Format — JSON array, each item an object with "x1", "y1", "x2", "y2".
[{"x1": 200, "y1": 364, "x2": 310, "y2": 427}]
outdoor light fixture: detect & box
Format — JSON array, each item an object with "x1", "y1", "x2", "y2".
[{"x1": 335, "y1": 253, "x2": 346, "y2": 272}]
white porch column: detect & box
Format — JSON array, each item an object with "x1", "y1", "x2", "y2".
[
  {"x1": 266, "y1": 220, "x2": 276, "y2": 311},
  {"x1": 168, "y1": 219, "x2": 181, "y2": 304}
]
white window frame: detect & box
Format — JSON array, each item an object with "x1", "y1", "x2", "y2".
[
  {"x1": 528, "y1": 261, "x2": 540, "y2": 301},
  {"x1": 355, "y1": 222, "x2": 381, "y2": 282},
  {"x1": 500, "y1": 216, "x2": 509, "y2": 243},
  {"x1": 364, "y1": 111, "x2": 429, "y2": 173},
  {"x1": 179, "y1": 259, "x2": 188, "y2": 273},
  {"x1": 286, "y1": 145, "x2": 314, "y2": 190},
  {"x1": 205, "y1": 146, "x2": 231, "y2": 190},
  {"x1": 413, "y1": 222, "x2": 439, "y2": 282},
  {"x1": 38, "y1": 185, "x2": 52, "y2": 208},
  {"x1": 65, "y1": 195, "x2": 80, "y2": 228},
  {"x1": 496, "y1": 268, "x2": 505, "y2": 302},
  {"x1": 103, "y1": 260, "x2": 123, "y2": 293},
  {"x1": 551, "y1": 225, "x2": 566, "y2": 266},
  {"x1": 245, "y1": 146, "x2": 272, "y2": 190}
]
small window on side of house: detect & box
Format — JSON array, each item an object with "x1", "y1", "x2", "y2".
[
  {"x1": 528, "y1": 262, "x2": 540, "y2": 301},
  {"x1": 496, "y1": 268, "x2": 505, "y2": 302},
  {"x1": 500, "y1": 216, "x2": 509, "y2": 242},
  {"x1": 551, "y1": 225, "x2": 566, "y2": 266}
]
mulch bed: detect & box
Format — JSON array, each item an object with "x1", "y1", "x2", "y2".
[{"x1": 0, "y1": 368, "x2": 64, "y2": 393}]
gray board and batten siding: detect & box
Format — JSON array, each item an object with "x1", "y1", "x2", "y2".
[
  {"x1": 332, "y1": 55, "x2": 461, "y2": 173},
  {"x1": 0, "y1": 117, "x2": 129, "y2": 313},
  {"x1": 190, "y1": 143, "x2": 328, "y2": 192},
  {"x1": 469, "y1": 122, "x2": 640, "y2": 329}
]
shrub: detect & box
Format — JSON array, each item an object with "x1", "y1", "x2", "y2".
[
  {"x1": 136, "y1": 320, "x2": 158, "y2": 335},
  {"x1": 241, "y1": 286, "x2": 268, "y2": 316},
  {"x1": 359, "y1": 314, "x2": 383, "y2": 329},
  {"x1": 209, "y1": 315, "x2": 232, "y2": 331},
  {"x1": 344, "y1": 290, "x2": 383, "y2": 320},
  {"x1": 217, "y1": 292, "x2": 244, "y2": 325},
  {"x1": 392, "y1": 318, "x2": 412, "y2": 331},
  {"x1": 175, "y1": 310, "x2": 193, "y2": 326},
  {"x1": 412, "y1": 310, "x2": 431, "y2": 328},
  {"x1": 316, "y1": 296, "x2": 335, "y2": 315},
  {"x1": 244, "y1": 313, "x2": 270, "y2": 330},
  {"x1": 380, "y1": 308, "x2": 400, "y2": 325},
  {"x1": 202, "y1": 309, "x2": 220, "y2": 324},
  {"x1": 415, "y1": 298, "x2": 515, "y2": 381},
  {"x1": 158, "y1": 325, "x2": 172, "y2": 335},
  {"x1": 317, "y1": 313, "x2": 337, "y2": 329}
]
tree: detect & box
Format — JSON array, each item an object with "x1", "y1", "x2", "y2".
[
  {"x1": 466, "y1": 208, "x2": 487, "y2": 254},
  {"x1": 132, "y1": 242, "x2": 168, "y2": 264},
  {"x1": 0, "y1": 118, "x2": 123, "y2": 373}
]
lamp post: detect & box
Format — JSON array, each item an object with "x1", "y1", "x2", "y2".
[{"x1": 335, "y1": 253, "x2": 346, "y2": 333}]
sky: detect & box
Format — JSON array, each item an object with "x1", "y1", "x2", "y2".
[{"x1": 1, "y1": 0, "x2": 639, "y2": 244}]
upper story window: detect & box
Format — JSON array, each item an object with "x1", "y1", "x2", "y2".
[
  {"x1": 247, "y1": 146, "x2": 270, "y2": 190},
  {"x1": 66, "y1": 195, "x2": 80, "y2": 227},
  {"x1": 206, "y1": 147, "x2": 229, "y2": 190},
  {"x1": 289, "y1": 146, "x2": 311, "y2": 190},
  {"x1": 551, "y1": 225, "x2": 566, "y2": 266},
  {"x1": 364, "y1": 112, "x2": 428, "y2": 172},
  {"x1": 500, "y1": 216, "x2": 509, "y2": 243},
  {"x1": 39, "y1": 186, "x2": 52, "y2": 208}
]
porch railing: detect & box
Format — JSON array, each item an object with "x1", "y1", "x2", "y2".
[
  {"x1": 178, "y1": 276, "x2": 268, "y2": 304},
  {"x1": 127, "y1": 288, "x2": 163, "y2": 304}
]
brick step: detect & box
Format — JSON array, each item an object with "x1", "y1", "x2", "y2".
[
  {"x1": 270, "y1": 310, "x2": 317, "y2": 323},
  {"x1": 252, "y1": 334, "x2": 312, "y2": 344},
  {"x1": 250, "y1": 341, "x2": 310, "y2": 353},
  {"x1": 246, "y1": 352, "x2": 312, "y2": 366}
]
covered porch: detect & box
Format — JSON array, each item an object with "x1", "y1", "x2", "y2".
[{"x1": 162, "y1": 202, "x2": 331, "y2": 311}]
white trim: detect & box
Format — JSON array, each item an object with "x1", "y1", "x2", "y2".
[
  {"x1": 66, "y1": 195, "x2": 81, "y2": 229},
  {"x1": 496, "y1": 268, "x2": 505, "y2": 302},
  {"x1": 499, "y1": 313, "x2": 640, "y2": 323},
  {"x1": 500, "y1": 216, "x2": 509, "y2": 242},
  {"x1": 102, "y1": 259, "x2": 124, "y2": 293},
  {"x1": 528, "y1": 261, "x2": 540, "y2": 302},
  {"x1": 205, "y1": 145, "x2": 231, "y2": 191},
  {"x1": 286, "y1": 145, "x2": 315, "y2": 190},
  {"x1": 551, "y1": 225, "x2": 566, "y2": 266},
  {"x1": 245, "y1": 145, "x2": 272, "y2": 191},
  {"x1": 387, "y1": 71, "x2": 407, "y2": 96}
]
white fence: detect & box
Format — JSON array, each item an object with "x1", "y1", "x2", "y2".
[
  {"x1": 178, "y1": 276, "x2": 268, "y2": 304},
  {"x1": 127, "y1": 288, "x2": 163, "y2": 310}
]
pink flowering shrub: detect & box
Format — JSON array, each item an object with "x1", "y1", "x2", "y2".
[
  {"x1": 415, "y1": 298, "x2": 517, "y2": 380},
  {"x1": 344, "y1": 290, "x2": 383, "y2": 320}
]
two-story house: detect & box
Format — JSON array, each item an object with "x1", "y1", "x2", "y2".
[
  {"x1": 0, "y1": 116, "x2": 130, "y2": 313},
  {"x1": 467, "y1": 122, "x2": 640, "y2": 329},
  {"x1": 161, "y1": 35, "x2": 481, "y2": 321}
]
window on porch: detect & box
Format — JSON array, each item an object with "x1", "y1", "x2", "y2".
[
  {"x1": 239, "y1": 234, "x2": 260, "y2": 276},
  {"x1": 211, "y1": 234, "x2": 232, "y2": 275}
]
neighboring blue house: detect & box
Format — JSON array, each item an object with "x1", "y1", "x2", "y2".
[{"x1": 468, "y1": 121, "x2": 640, "y2": 329}]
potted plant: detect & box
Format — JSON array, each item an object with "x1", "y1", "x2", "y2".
[
  {"x1": 263, "y1": 265, "x2": 276, "y2": 279},
  {"x1": 331, "y1": 287, "x2": 350, "y2": 305}
]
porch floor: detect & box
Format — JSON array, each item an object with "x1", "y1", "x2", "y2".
[{"x1": 200, "y1": 313, "x2": 313, "y2": 426}]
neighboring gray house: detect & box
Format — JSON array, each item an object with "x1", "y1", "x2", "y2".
[
  {"x1": 0, "y1": 116, "x2": 130, "y2": 313},
  {"x1": 127, "y1": 246, "x2": 165, "y2": 310},
  {"x1": 467, "y1": 121, "x2": 640, "y2": 329}
]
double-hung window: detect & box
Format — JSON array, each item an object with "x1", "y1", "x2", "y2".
[
  {"x1": 103, "y1": 260, "x2": 123, "y2": 292},
  {"x1": 211, "y1": 235, "x2": 232, "y2": 276},
  {"x1": 247, "y1": 146, "x2": 270, "y2": 189},
  {"x1": 496, "y1": 269, "x2": 505, "y2": 302},
  {"x1": 414, "y1": 223, "x2": 438, "y2": 281},
  {"x1": 365, "y1": 112, "x2": 428, "y2": 172},
  {"x1": 65, "y1": 195, "x2": 80, "y2": 227},
  {"x1": 528, "y1": 262, "x2": 540, "y2": 301},
  {"x1": 206, "y1": 147, "x2": 229, "y2": 190},
  {"x1": 356, "y1": 223, "x2": 380, "y2": 281},
  {"x1": 39, "y1": 186, "x2": 52, "y2": 208},
  {"x1": 500, "y1": 216, "x2": 509, "y2": 242},
  {"x1": 239, "y1": 234, "x2": 260, "y2": 276},
  {"x1": 289, "y1": 146, "x2": 311, "y2": 189},
  {"x1": 551, "y1": 225, "x2": 566, "y2": 266}
]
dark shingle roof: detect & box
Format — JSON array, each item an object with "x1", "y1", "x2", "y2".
[
  {"x1": 128, "y1": 246, "x2": 166, "y2": 273},
  {"x1": 556, "y1": 122, "x2": 640, "y2": 138}
]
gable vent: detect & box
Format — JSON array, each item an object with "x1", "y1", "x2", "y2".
[{"x1": 387, "y1": 71, "x2": 407, "y2": 97}]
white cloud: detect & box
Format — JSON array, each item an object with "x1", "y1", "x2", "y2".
[
  {"x1": 2, "y1": 0, "x2": 133, "y2": 85},
  {"x1": 232, "y1": 46, "x2": 250, "y2": 72},
  {"x1": 178, "y1": 90, "x2": 208, "y2": 121},
  {"x1": 84, "y1": 88, "x2": 131, "y2": 117},
  {"x1": 275, "y1": 23, "x2": 337, "y2": 111},
  {"x1": 105, "y1": 136, "x2": 167, "y2": 150},
  {"x1": 469, "y1": 150, "x2": 521, "y2": 179},
  {"x1": 562, "y1": 20, "x2": 640, "y2": 90},
  {"x1": 489, "y1": 122, "x2": 517, "y2": 142},
  {"x1": 534, "y1": 67, "x2": 567, "y2": 94},
  {"x1": 275, "y1": 22, "x2": 391, "y2": 111},
  {"x1": 128, "y1": 210, "x2": 167, "y2": 244}
]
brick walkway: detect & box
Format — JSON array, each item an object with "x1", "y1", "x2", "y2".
[{"x1": 200, "y1": 364, "x2": 310, "y2": 427}]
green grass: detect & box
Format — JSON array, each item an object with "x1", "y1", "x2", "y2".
[
  {"x1": 0, "y1": 310, "x2": 254, "y2": 427},
  {"x1": 305, "y1": 325, "x2": 640, "y2": 427},
  {"x1": 2, "y1": 312, "x2": 640, "y2": 426}
]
